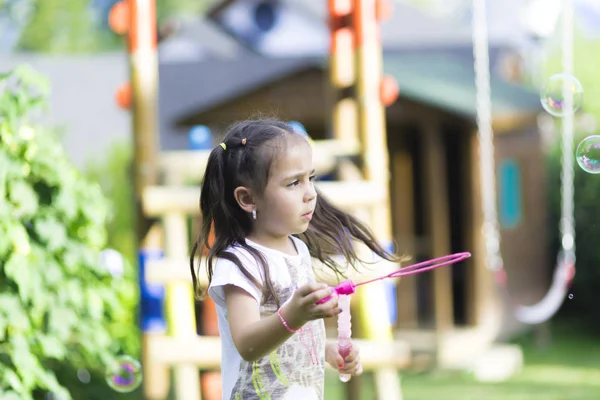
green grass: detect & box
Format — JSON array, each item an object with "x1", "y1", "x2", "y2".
[{"x1": 325, "y1": 323, "x2": 600, "y2": 400}]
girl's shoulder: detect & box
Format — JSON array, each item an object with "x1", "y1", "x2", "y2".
[
  {"x1": 213, "y1": 241, "x2": 278, "y2": 277},
  {"x1": 214, "y1": 242, "x2": 258, "y2": 267},
  {"x1": 210, "y1": 243, "x2": 264, "y2": 287}
]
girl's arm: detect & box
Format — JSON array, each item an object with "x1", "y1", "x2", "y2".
[{"x1": 224, "y1": 285, "x2": 302, "y2": 362}]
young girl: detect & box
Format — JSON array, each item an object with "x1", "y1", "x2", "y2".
[{"x1": 190, "y1": 119, "x2": 400, "y2": 400}]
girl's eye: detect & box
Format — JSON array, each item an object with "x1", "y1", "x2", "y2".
[{"x1": 288, "y1": 175, "x2": 317, "y2": 187}]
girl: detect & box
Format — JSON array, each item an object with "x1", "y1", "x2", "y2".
[{"x1": 190, "y1": 119, "x2": 400, "y2": 400}]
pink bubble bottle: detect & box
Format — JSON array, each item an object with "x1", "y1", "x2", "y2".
[{"x1": 337, "y1": 293, "x2": 352, "y2": 382}]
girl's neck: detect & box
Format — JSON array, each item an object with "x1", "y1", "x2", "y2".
[{"x1": 246, "y1": 233, "x2": 298, "y2": 257}]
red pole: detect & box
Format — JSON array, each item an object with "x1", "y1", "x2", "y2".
[
  {"x1": 329, "y1": 0, "x2": 357, "y2": 144},
  {"x1": 128, "y1": 0, "x2": 159, "y2": 205},
  {"x1": 124, "y1": 1, "x2": 168, "y2": 399},
  {"x1": 351, "y1": 0, "x2": 403, "y2": 399}
]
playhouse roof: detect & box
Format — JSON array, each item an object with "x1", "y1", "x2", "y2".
[
  {"x1": 157, "y1": 1, "x2": 543, "y2": 149},
  {"x1": 159, "y1": 50, "x2": 542, "y2": 146},
  {"x1": 383, "y1": 53, "x2": 542, "y2": 117}
]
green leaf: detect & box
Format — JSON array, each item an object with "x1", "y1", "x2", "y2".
[
  {"x1": 0, "y1": 220, "x2": 14, "y2": 258},
  {"x1": 0, "y1": 294, "x2": 30, "y2": 333},
  {"x1": 9, "y1": 223, "x2": 31, "y2": 255},
  {"x1": 85, "y1": 289, "x2": 105, "y2": 321},
  {"x1": 35, "y1": 252, "x2": 63, "y2": 288},
  {"x1": 8, "y1": 181, "x2": 38, "y2": 219},
  {"x1": 37, "y1": 334, "x2": 67, "y2": 360},
  {"x1": 0, "y1": 392, "x2": 22, "y2": 400},
  {"x1": 1, "y1": 367, "x2": 24, "y2": 394},
  {"x1": 34, "y1": 215, "x2": 66, "y2": 252},
  {"x1": 10, "y1": 334, "x2": 38, "y2": 390},
  {"x1": 0, "y1": 150, "x2": 9, "y2": 201},
  {"x1": 36, "y1": 369, "x2": 71, "y2": 400},
  {"x1": 4, "y1": 252, "x2": 34, "y2": 303},
  {"x1": 0, "y1": 315, "x2": 7, "y2": 341},
  {"x1": 54, "y1": 187, "x2": 78, "y2": 220},
  {"x1": 47, "y1": 308, "x2": 77, "y2": 342},
  {"x1": 63, "y1": 280, "x2": 85, "y2": 309}
]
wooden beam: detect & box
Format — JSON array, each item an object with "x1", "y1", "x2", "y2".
[
  {"x1": 159, "y1": 139, "x2": 360, "y2": 184},
  {"x1": 460, "y1": 134, "x2": 476, "y2": 326},
  {"x1": 142, "y1": 181, "x2": 387, "y2": 217},
  {"x1": 147, "y1": 335, "x2": 411, "y2": 370},
  {"x1": 422, "y1": 123, "x2": 454, "y2": 333},
  {"x1": 492, "y1": 113, "x2": 538, "y2": 134},
  {"x1": 392, "y1": 151, "x2": 418, "y2": 329},
  {"x1": 467, "y1": 132, "x2": 502, "y2": 330},
  {"x1": 337, "y1": 159, "x2": 372, "y2": 224}
]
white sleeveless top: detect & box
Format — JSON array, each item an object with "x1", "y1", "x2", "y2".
[{"x1": 208, "y1": 236, "x2": 326, "y2": 400}]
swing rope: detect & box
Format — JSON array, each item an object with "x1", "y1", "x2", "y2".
[{"x1": 471, "y1": 0, "x2": 576, "y2": 325}]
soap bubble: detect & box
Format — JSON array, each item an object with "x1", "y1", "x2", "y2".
[
  {"x1": 540, "y1": 73, "x2": 583, "y2": 117},
  {"x1": 106, "y1": 355, "x2": 142, "y2": 393},
  {"x1": 99, "y1": 249, "x2": 124, "y2": 278},
  {"x1": 576, "y1": 135, "x2": 600, "y2": 174},
  {"x1": 76, "y1": 368, "x2": 91, "y2": 383}
]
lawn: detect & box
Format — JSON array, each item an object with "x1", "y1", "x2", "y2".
[{"x1": 324, "y1": 323, "x2": 600, "y2": 400}]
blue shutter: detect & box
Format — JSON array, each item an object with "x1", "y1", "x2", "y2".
[{"x1": 498, "y1": 159, "x2": 522, "y2": 229}]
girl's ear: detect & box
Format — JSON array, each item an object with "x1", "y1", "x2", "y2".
[{"x1": 233, "y1": 186, "x2": 256, "y2": 213}]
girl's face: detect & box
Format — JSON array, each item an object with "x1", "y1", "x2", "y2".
[{"x1": 252, "y1": 135, "x2": 317, "y2": 247}]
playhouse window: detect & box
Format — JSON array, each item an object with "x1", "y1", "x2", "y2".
[{"x1": 498, "y1": 159, "x2": 522, "y2": 229}]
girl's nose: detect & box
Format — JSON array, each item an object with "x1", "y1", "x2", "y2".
[{"x1": 305, "y1": 184, "x2": 317, "y2": 201}]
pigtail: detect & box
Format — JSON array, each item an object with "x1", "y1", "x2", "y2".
[
  {"x1": 190, "y1": 148, "x2": 223, "y2": 299},
  {"x1": 299, "y1": 191, "x2": 404, "y2": 278},
  {"x1": 190, "y1": 131, "x2": 281, "y2": 307}
]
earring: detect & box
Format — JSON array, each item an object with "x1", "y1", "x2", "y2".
[{"x1": 252, "y1": 209, "x2": 257, "y2": 220}]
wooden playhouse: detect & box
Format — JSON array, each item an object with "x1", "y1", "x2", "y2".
[
  {"x1": 158, "y1": 49, "x2": 548, "y2": 350},
  {"x1": 134, "y1": 1, "x2": 551, "y2": 398}
]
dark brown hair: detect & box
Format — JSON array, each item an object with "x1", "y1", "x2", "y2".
[{"x1": 190, "y1": 118, "x2": 401, "y2": 308}]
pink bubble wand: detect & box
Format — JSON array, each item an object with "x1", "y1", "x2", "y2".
[{"x1": 319, "y1": 251, "x2": 471, "y2": 382}]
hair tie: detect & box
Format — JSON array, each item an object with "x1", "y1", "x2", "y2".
[
  {"x1": 219, "y1": 143, "x2": 226, "y2": 150},
  {"x1": 241, "y1": 138, "x2": 247, "y2": 145}
]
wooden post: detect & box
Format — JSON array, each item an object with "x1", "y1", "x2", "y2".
[
  {"x1": 163, "y1": 165, "x2": 202, "y2": 399},
  {"x1": 392, "y1": 152, "x2": 418, "y2": 329},
  {"x1": 140, "y1": 226, "x2": 170, "y2": 400},
  {"x1": 125, "y1": 0, "x2": 170, "y2": 398},
  {"x1": 352, "y1": 0, "x2": 403, "y2": 398},
  {"x1": 164, "y1": 212, "x2": 202, "y2": 400},
  {"x1": 129, "y1": 0, "x2": 159, "y2": 207},
  {"x1": 328, "y1": 5, "x2": 364, "y2": 399},
  {"x1": 467, "y1": 132, "x2": 503, "y2": 338},
  {"x1": 329, "y1": 0, "x2": 358, "y2": 144},
  {"x1": 421, "y1": 122, "x2": 454, "y2": 337}
]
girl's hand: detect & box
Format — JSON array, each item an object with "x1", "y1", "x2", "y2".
[
  {"x1": 279, "y1": 283, "x2": 341, "y2": 330},
  {"x1": 325, "y1": 341, "x2": 363, "y2": 376}
]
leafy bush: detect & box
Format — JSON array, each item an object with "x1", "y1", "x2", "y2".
[
  {"x1": 0, "y1": 65, "x2": 138, "y2": 399},
  {"x1": 547, "y1": 133, "x2": 600, "y2": 325},
  {"x1": 84, "y1": 140, "x2": 136, "y2": 266}
]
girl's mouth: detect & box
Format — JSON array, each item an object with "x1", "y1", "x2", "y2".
[{"x1": 301, "y1": 212, "x2": 313, "y2": 220}]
